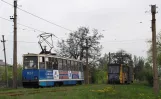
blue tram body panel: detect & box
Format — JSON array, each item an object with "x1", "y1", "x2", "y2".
[
  {"x1": 38, "y1": 70, "x2": 54, "y2": 87},
  {"x1": 22, "y1": 69, "x2": 39, "y2": 80},
  {"x1": 22, "y1": 69, "x2": 84, "y2": 87},
  {"x1": 39, "y1": 69, "x2": 53, "y2": 80}
]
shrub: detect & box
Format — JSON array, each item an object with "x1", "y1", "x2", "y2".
[
  {"x1": 145, "y1": 72, "x2": 153, "y2": 86},
  {"x1": 91, "y1": 69, "x2": 107, "y2": 84}
]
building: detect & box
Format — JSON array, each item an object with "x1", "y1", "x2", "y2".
[
  {"x1": 0, "y1": 59, "x2": 11, "y2": 66},
  {"x1": 0, "y1": 60, "x2": 5, "y2": 66}
]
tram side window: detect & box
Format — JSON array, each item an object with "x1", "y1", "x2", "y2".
[
  {"x1": 58, "y1": 59, "x2": 63, "y2": 70},
  {"x1": 39, "y1": 57, "x2": 45, "y2": 69},
  {"x1": 73, "y1": 61, "x2": 75, "y2": 71},
  {"x1": 71, "y1": 61, "x2": 74, "y2": 71},
  {"x1": 63, "y1": 59, "x2": 67, "y2": 70},
  {"x1": 62, "y1": 59, "x2": 64, "y2": 70},
  {"x1": 53, "y1": 58, "x2": 58, "y2": 69},
  {"x1": 78, "y1": 62, "x2": 80, "y2": 71},
  {"x1": 123, "y1": 66, "x2": 128, "y2": 73},
  {"x1": 78, "y1": 62, "x2": 83, "y2": 71},
  {"x1": 67, "y1": 60, "x2": 71, "y2": 71},
  {"x1": 46, "y1": 57, "x2": 52, "y2": 69},
  {"x1": 74, "y1": 61, "x2": 78, "y2": 71}
]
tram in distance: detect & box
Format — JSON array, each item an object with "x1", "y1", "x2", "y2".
[
  {"x1": 107, "y1": 52, "x2": 134, "y2": 84},
  {"x1": 108, "y1": 63, "x2": 133, "y2": 84},
  {"x1": 22, "y1": 53, "x2": 84, "y2": 88}
]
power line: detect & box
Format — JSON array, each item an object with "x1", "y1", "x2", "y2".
[
  {"x1": 7, "y1": 39, "x2": 59, "y2": 44},
  {"x1": 0, "y1": 16, "x2": 148, "y2": 44},
  {"x1": 100, "y1": 39, "x2": 148, "y2": 43},
  {"x1": 18, "y1": 8, "x2": 73, "y2": 32},
  {"x1": 6, "y1": 40, "x2": 59, "y2": 51},
  {"x1": 0, "y1": 16, "x2": 61, "y2": 40},
  {"x1": 5, "y1": 38, "x2": 147, "y2": 44},
  {"x1": 0, "y1": 17, "x2": 148, "y2": 44},
  {"x1": 7, "y1": 40, "x2": 37, "y2": 43},
  {"x1": 0, "y1": 16, "x2": 45, "y2": 33},
  {"x1": 1, "y1": 0, "x2": 73, "y2": 32},
  {"x1": 1, "y1": 0, "x2": 151, "y2": 45}
]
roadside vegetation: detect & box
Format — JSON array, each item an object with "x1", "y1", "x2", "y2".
[{"x1": 0, "y1": 83, "x2": 160, "y2": 99}]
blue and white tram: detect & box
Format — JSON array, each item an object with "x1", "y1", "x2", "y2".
[{"x1": 22, "y1": 53, "x2": 84, "y2": 87}]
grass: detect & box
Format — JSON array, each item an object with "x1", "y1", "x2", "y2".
[{"x1": 0, "y1": 83, "x2": 161, "y2": 99}]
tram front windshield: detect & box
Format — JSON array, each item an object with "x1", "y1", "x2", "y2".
[
  {"x1": 23, "y1": 56, "x2": 38, "y2": 69},
  {"x1": 108, "y1": 66, "x2": 119, "y2": 73}
]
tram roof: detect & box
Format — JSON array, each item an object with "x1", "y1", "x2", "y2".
[{"x1": 23, "y1": 53, "x2": 83, "y2": 62}]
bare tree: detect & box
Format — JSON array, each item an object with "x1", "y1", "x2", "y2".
[{"x1": 57, "y1": 26, "x2": 103, "y2": 66}]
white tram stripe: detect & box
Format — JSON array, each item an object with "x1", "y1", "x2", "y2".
[{"x1": 39, "y1": 79, "x2": 84, "y2": 82}]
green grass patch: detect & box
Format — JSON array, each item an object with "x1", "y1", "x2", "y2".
[{"x1": 0, "y1": 83, "x2": 160, "y2": 99}]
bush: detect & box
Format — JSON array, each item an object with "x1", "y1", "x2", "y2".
[
  {"x1": 145, "y1": 72, "x2": 153, "y2": 86},
  {"x1": 91, "y1": 69, "x2": 107, "y2": 84},
  {"x1": 0, "y1": 66, "x2": 22, "y2": 87}
]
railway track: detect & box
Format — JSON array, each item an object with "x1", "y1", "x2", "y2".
[{"x1": 0, "y1": 89, "x2": 67, "y2": 96}]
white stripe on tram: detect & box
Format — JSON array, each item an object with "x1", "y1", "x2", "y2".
[{"x1": 39, "y1": 79, "x2": 84, "y2": 82}]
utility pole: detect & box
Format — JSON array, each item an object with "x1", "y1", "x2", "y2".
[
  {"x1": 10, "y1": 0, "x2": 17, "y2": 89},
  {"x1": 108, "y1": 52, "x2": 111, "y2": 84},
  {"x1": 108, "y1": 52, "x2": 111, "y2": 64},
  {"x1": 85, "y1": 38, "x2": 89, "y2": 84},
  {"x1": 1, "y1": 35, "x2": 8, "y2": 87},
  {"x1": 151, "y1": 5, "x2": 159, "y2": 95}
]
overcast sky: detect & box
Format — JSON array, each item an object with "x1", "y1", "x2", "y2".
[{"x1": 0, "y1": 0, "x2": 160, "y2": 64}]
